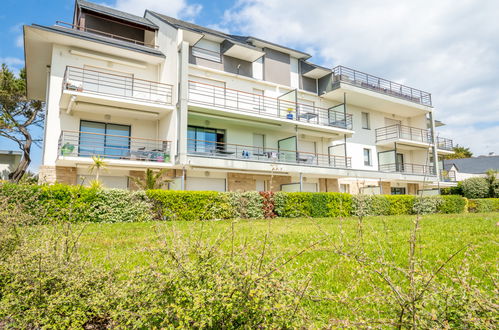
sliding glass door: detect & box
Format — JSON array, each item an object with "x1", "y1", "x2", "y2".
[
  {"x1": 79, "y1": 120, "x2": 130, "y2": 159},
  {"x1": 278, "y1": 136, "x2": 297, "y2": 163},
  {"x1": 187, "y1": 126, "x2": 225, "y2": 154}
]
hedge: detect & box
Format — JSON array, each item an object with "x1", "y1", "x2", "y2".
[
  {"x1": 0, "y1": 183, "x2": 473, "y2": 223},
  {"x1": 468, "y1": 198, "x2": 499, "y2": 213},
  {"x1": 0, "y1": 182, "x2": 152, "y2": 224}
]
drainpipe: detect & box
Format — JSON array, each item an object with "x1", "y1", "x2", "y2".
[
  {"x1": 181, "y1": 167, "x2": 186, "y2": 191},
  {"x1": 299, "y1": 172, "x2": 303, "y2": 192},
  {"x1": 429, "y1": 111, "x2": 440, "y2": 184}
]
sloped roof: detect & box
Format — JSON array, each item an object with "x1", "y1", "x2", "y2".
[
  {"x1": 76, "y1": 0, "x2": 158, "y2": 29},
  {"x1": 443, "y1": 156, "x2": 499, "y2": 174},
  {"x1": 146, "y1": 10, "x2": 311, "y2": 59}
]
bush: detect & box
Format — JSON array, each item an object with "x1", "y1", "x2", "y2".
[
  {"x1": 468, "y1": 198, "x2": 499, "y2": 213},
  {"x1": 273, "y1": 192, "x2": 352, "y2": 218},
  {"x1": 412, "y1": 197, "x2": 442, "y2": 215},
  {"x1": 227, "y1": 191, "x2": 264, "y2": 219},
  {"x1": 0, "y1": 183, "x2": 153, "y2": 224},
  {"x1": 438, "y1": 195, "x2": 468, "y2": 214},
  {"x1": 461, "y1": 177, "x2": 489, "y2": 199},
  {"x1": 441, "y1": 185, "x2": 463, "y2": 196},
  {"x1": 146, "y1": 190, "x2": 236, "y2": 221}
]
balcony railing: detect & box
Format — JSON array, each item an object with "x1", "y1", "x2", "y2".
[
  {"x1": 440, "y1": 170, "x2": 457, "y2": 182},
  {"x1": 187, "y1": 139, "x2": 351, "y2": 169},
  {"x1": 63, "y1": 66, "x2": 173, "y2": 105},
  {"x1": 436, "y1": 137, "x2": 454, "y2": 151},
  {"x1": 58, "y1": 130, "x2": 171, "y2": 163},
  {"x1": 188, "y1": 80, "x2": 353, "y2": 130},
  {"x1": 331, "y1": 66, "x2": 432, "y2": 106},
  {"x1": 379, "y1": 163, "x2": 436, "y2": 176},
  {"x1": 55, "y1": 21, "x2": 158, "y2": 49},
  {"x1": 375, "y1": 124, "x2": 433, "y2": 144}
]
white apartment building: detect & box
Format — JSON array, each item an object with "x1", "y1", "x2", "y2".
[{"x1": 24, "y1": 0, "x2": 454, "y2": 194}]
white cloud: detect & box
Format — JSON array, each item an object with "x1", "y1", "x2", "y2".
[
  {"x1": 109, "y1": 0, "x2": 202, "y2": 19},
  {"x1": 9, "y1": 23, "x2": 24, "y2": 48},
  {"x1": 0, "y1": 57, "x2": 24, "y2": 67},
  {"x1": 221, "y1": 0, "x2": 499, "y2": 155}
]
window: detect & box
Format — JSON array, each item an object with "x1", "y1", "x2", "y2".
[
  {"x1": 363, "y1": 148, "x2": 372, "y2": 166},
  {"x1": 192, "y1": 39, "x2": 221, "y2": 62},
  {"x1": 253, "y1": 133, "x2": 265, "y2": 153},
  {"x1": 361, "y1": 112, "x2": 370, "y2": 129},
  {"x1": 391, "y1": 187, "x2": 406, "y2": 195},
  {"x1": 79, "y1": 120, "x2": 130, "y2": 159},
  {"x1": 187, "y1": 126, "x2": 225, "y2": 153},
  {"x1": 340, "y1": 184, "x2": 350, "y2": 193}
]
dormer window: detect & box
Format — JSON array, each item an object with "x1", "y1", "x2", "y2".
[{"x1": 192, "y1": 39, "x2": 221, "y2": 62}]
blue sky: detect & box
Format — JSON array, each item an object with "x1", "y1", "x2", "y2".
[{"x1": 1, "y1": 0, "x2": 498, "y2": 171}]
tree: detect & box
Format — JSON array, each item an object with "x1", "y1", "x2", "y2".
[
  {"x1": 0, "y1": 64, "x2": 44, "y2": 182},
  {"x1": 485, "y1": 169, "x2": 498, "y2": 198},
  {"x1": 88, "y1": 155, "x2": 107, "y2": 182},
  {"x1": 129, "y1": 168, "x2": 171, "y2": 190},
  {"x1": 444, "y1": 145, "x2": 473, "y2": 159}
]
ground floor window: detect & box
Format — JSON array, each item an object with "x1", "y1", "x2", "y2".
[{"x1": 391, "y1": 187, "x2": 406, "y2": 195}]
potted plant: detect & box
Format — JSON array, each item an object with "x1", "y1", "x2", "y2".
[{"x1": 60, "y1": 143, "x2": 75, "y2": 156}]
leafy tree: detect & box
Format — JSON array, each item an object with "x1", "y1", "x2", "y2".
[
  {"x1": 0, "y1": 64, "x2": 44, "y2": 182},
  {"x1": 130, "y1": 168, "x2": 171, "y2": 190},
  {"x1": 444, "y1": 145, "x2": 473, "y2": 159},
  {"x1": 485, "y1": 169, "x2": 498, "y2": 198}
]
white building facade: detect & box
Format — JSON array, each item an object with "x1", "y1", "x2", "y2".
[{"x1": 24, "y1": 0, "x2": 454, "y2": 194}]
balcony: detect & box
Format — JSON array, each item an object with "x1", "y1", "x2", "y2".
[
  {"x1": 376, "y1": 124, "x2": 433, "y2": 148},
  {"x1": 60, "y1": 66, "x2": 173, "y2": 113},
  {"x1": 440, "y1": 170, "x2": 457, "y2": 182},
  {"x1": 379, "y1": 163, "x2": 436, "y2": 176},
  {"x1": 187, "y1": 139, "x2": 352, "y2": 169},
  {"x1": 319, "y1": 66, "x2": 432, "y2": 116},
  {"x1": 57, "y1": 130, "x2": 172, "y2": 167},
  {"x1": 55, "y1": 21, "x2": 157, "y2": 49},
  {"x1": 188, "y1": 80, "x2": 353, "y2": 133},
  {"x1": 436, "y1": 137, "x2": 454, "y2": 153}
]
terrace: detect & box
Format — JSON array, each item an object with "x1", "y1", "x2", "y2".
[
  {"x1": 188, "y1": 80, "x2": 353, "y2": 132},
  {"x1": 58, "y1": 130, "x2": 172, "y2": 165},
  {"x1": 187, "y1": 139, "x2": 352, "y2": 169}
]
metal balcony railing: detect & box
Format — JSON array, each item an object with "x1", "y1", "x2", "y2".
[
  {"x1": 58, "y1": 130, "x2": 172, "y2": 163},
  {"x1": 63, "y1": 66, "x2": 173, "y2": 105},
  {"x1": 379, "y1": 163, "x2": 436, "y2": 176},
  {"x1": 440, "y1": 170, "x2": 457, "y2": 182},
  {"x1": 331, "y1": 66, "x2": 432, "y2": 106},
  {"x1": 375, "y1": 124, "x2": 433, "y2": 144},
  {"x1": 436, "y1": 137, "x2": 454, "y2": 151},
  {"x1": 188, "y1": 80, "x2": 353, "y2": 130},
  {"x1": 187, "y1": 139, "x2": 351, "y2": 169},
  {"x1": 55, "y1": 21, "x2": 158, "y2": 49}
]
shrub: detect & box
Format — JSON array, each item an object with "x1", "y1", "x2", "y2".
[
  {"x1": 438, "y1": 195, "x2": 468, "y2": 214},
  {"x1": 461, "y1": 177, "x2": 489, "y2": 199},
  {"x1": 413, "y1": 197, "x2": 442, "y2": 215},
  {"x1": 468, "y1": 198, "x2": 499, "y2": 213},
  {"x1": 0, "y1": 183, "x2": 153, "y2": 224},
  {"x1": 274, "y1": 192, "x2": 352, "y2": 218},
  {"x1": 441, "y1": 185, "x2": 463, "y2": 196},
  {"x1": 259, "y1": 191, "x2": 276, "y2": 218},
  {"x1": 146, "y1": 190, "x2": 235, "y2": 221},
  {"x1": 227, "y1": 191, "x2": 264, "y2": 219}
]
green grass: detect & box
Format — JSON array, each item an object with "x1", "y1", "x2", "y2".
[{"x1": 52, "y1": 212, "x2": 497, "y2": 325}]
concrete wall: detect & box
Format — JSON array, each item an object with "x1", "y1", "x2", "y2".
[{"x1": 263, "y1": 48, "x2": 290, "y2": 86}]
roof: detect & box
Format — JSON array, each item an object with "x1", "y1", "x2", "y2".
[
  {"x1": 31, "y1": 24, "x2": 164, "y2": 57},
  {"x1": 76, "y1": 0, "x2": 158, "y2": 29},
  {"x1": 0, "y1": 150, "x2": 22, "y2": 156},
  {"x1": 443, "y1": 155, "x2": 499, "y2": 174},
  {"x1": 146, "y1": 10, "x2": 311, "y2": 59}
]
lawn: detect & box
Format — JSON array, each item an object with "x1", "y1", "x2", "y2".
[{"x1": 59, "y1": 212, "x2": 498, "y2": 326}]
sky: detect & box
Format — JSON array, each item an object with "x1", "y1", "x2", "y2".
[{"x1": 1, "y1": 0, "x2": 498, "y2": 171}]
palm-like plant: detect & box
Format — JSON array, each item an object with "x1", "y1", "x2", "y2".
[
  {"x1": 130, "y1": 168, "x2": 171, "y2": 190},
  {"x1": 88, "y1": 155, "x2": 107, "y2": 182}
]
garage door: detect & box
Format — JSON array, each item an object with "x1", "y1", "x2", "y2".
[{"x1": 186, "y1": 177, "x2": 226, "y2": 192}]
